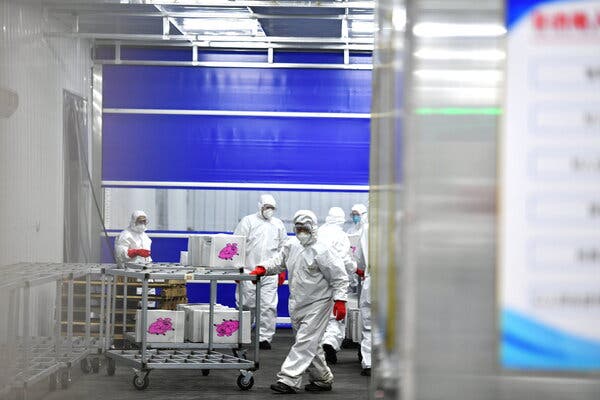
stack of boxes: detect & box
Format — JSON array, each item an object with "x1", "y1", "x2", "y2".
[
  {"x1": 136, "y1": 304, "x2": 251, "y2": 344},
  {"x1": 134, "y1": 234, "x2": 251, "y2": 344}
]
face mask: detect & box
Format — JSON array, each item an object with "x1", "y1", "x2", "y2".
[
  {"x1": 133, "y1": 223, "x2": 147, "y2": 233},
  {"x1": 352, "y1": 215, "x2": 361, "y2": 224},
  {"x1": 262, "y1": 209, "x2": 274, "y2": 220},
  {"x1": 296, "y1": 232, "x2": 311, "y2": 246}
]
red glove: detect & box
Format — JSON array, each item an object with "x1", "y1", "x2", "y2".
[
  {"x1": 250, "y1": 266, "x2": 266, "y2": 277},
  {"x1": 333, "y1": 300, "x2": 347, "y2": 321},
  {"x1": 138, "y1": 249, "x2": 151, "y2": 258},
  {"x1": 249, "y1": 266, "x2": 266, "y2": 284},
  {"x1": 356, "y1": 268, "x2": 365, "y2": 278},
  {"x1": 278, "y1": 271, "x2": 286, "y2": 286},
  {"x1": 128, "y1": 249, "x2": 140, "y2": 258},
  {"x1": 128, "y1": 249, "x2": 151, "y2": 258}
]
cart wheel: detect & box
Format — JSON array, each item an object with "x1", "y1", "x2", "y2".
[
  {"x1": 106, "y1": 358, "x2": 116, "y2": 376},
  {"x1": 60, "y1": 369, "x2": 71, "y2": 389},
  {"x1": 201, "y1": 369, "x2": 210, "y2": 376},
  {"x1": 132, "y1": 374, "x2": 150, "y2": 391},
  {"x1": 80, "y1": 358, "x2": 91, "y2": 374},
  {"x1": 49, "y1": 373, "x2": 57, "y2": 391},
  {"x1": 91, "y1": 358, "x2": 100, "y2": 373},
  {"x1": 237, "y1": 373, "x2": 254, "y2": 391}
]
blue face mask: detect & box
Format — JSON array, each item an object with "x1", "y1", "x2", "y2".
[{"x1": 352, "y1": 215, "x2": 361, "y2": 224}]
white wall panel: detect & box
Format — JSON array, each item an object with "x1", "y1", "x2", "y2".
[{"x1": 0, "y1": 0, "x2": 92, "y2": 265}]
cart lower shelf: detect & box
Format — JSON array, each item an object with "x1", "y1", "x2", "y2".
[{"x1": 106, "y1": 348, "x2": 257, "y2": 390}]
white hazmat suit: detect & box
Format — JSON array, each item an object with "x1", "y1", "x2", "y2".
[
  {"x1": 347, "y1": 203, "x2": 368, "y2": 292},
  {"x1": 319, "y1": 207, "x2": 356, "y2": 359},
  {"x1": 347, "y1": 203, "x2": 368, "y2": 236},
  {"x1": 357, "y1": 221, "x2": 371, "y2": 373},
  {"x1": 261, "y1": 210, "x2": 349, "y2": 392},
  {"x1": 114, "y1": 210, "x2": 152, "y2": 267},
  {"x1": 234, "y1": 194, "x2": 287, "y2": 344}
]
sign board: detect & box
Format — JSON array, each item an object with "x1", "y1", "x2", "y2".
[{"x1": 501, "y1": 0, "x2": 600, "y2": 370}]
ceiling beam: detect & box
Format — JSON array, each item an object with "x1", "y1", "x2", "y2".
[{"x1": 42, "y1": 0, "x2": 375, "y2": 10}]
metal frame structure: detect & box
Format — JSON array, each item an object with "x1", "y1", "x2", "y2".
[
  {"x1": 103, "y1": 263, "x2": 261, "y2": 391},
  {"x1": 42, "y1": 0, "x2": 375, "y2": 64},
  {"x1": 0, "y1": 263, "x2": 115, "y2": 400}
]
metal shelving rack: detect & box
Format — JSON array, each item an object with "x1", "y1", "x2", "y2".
[
  {"x1": 0, "y1": 263, "x2": 116, "y2": 400},
  {"x1": 103, "y1": 263, "x2": 261, "y2": 391}
]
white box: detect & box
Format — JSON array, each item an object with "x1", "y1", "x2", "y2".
[
  {"x1": 178, "y1": 303, "x2": 230, "y2": 342},
  {"x1": 187, "y1": 234, "x2": 246, "y2": 268},
  {"x1": 202, "y1": 310, "x2": 251, "y2": 344},
  {"x1": 135, "y1": 310, "x2": 185, "y2": 343},
  {"x1": 180, "y1": 251, "x2": 188, "y2": 265}
]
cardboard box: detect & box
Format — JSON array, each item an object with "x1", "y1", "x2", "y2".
[
  {"x1": 202, "y1": 309, "x2": 251, "y2": 344},
  {"x1": 135, "y1": 310, "x2": 185, "y2": 343},
  {"x1": 178, "y1": 303, "x2": 231, "y2": 342},
  {"x1": 187, "y1": 234, "x2": 246, "y2": 268}
]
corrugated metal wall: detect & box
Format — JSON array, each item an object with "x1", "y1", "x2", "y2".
[{"x1": 0, "y1": 0, "x2": 92, "y2": 266}]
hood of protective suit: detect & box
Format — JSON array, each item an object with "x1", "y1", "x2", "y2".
[
  {"x1": 258, "y1": 194, "x2": 276, "y2": 210},
  {"x1": 351, "y1": 203, "x2": 368, "y2": 224},
  {"x1": 324, "y1": 206, "x2": 346, "y2": 227},
  {"x1": 129, "y1": 210, "x2": 148, "y2": 229},
  {"x1": 129, "y1": 210, "x2": 150, "y2": 234},
  {"x1": 293, "y1": 209, "x2": 318, "y2": 246},
  {"x1": 257, "y1": 194, "x2": 277, "y2": 220}
]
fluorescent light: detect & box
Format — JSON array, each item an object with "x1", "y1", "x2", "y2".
[
  {"x1": 181, "y1": 18, "x2": 260, "y2": 34},
  {"x1": 414, "y1": 48, "x2": 505, "y2": 61},
  {"x1": 350, "y1": 20, "x2": 376, "y2": 34},
  {"x1": 414, "y1": 69, "x2": 503, "y2": 83},
  {"x1": 413, "y1": 22, "x2": 506, "y2": 38}
]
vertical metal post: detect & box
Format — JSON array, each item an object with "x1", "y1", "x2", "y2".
[
  {"x1": 122, "y1": 278, "x2": 128, "y2": 341},
  {"x1": 99, "y1": 271, "x2": 106, "y2": 351},
  {"x1": 237, "y1": 272, "x2": 243, "y2": 349},
  {"x1": 208, "y1": 279, "x2": 216, "y2": 354},
  {"x1": 110, "y1": 276, "x2": 117, "y2": 342},
  {"x1": 268, "y1": 48, "x2": 274, "y2": 63},
  {"x1": 67, "y1": 275, "x2": 74, "y2": 354},
  {"x1": 140, "y1": 274, "x2": 149, "y2": 364},
  {"x1": 115, "y1": 41, "x2": 121, "y2": 64},
  {"x1": 162, "y1": 16, "x2": 170, "y2": 37},
  {"x1": 254, "y1": 277, "x2": 261, "y2": 364},
  {"x1": 7, "y1": 288, "x2": 17, "y2": 384},
  {"x1": 54, "y1": 279, "x2": 62, "y2": 360},
  {"x1": 23, "y1": 283, "x2": 31, "y2": 377},
  {"x1": 104, "y1": 275, "x2": 112, "y2": 351},
  {"x1": 85, "y1": 273, "x2": 91, "y2": 346}
]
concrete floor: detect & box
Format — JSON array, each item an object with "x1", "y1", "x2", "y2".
[{"x1": 38, "y1": 329, "x2": 369, "y2": 400}]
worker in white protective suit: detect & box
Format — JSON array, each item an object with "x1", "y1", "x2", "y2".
[
  {"x1": 318, "y1": 207, "x2": 357, "y2": 365},
  {"x1": 249, "y1": 210, "x2": 349, "y2": 394},
  {"x1": 347, "y1": 203, "x2": 368, "y2": 236},
  {"x1": 234, "y1": 194, "x2": 287, "y2": 350},
  {"x1": 345, "y1": 203, "x2": 368, "y2": 297},
  {"x1": 356, "y1": 219, "x2": 371, "y2": 376},
  {"x1": 114, "y1": 210, "x2": 152, "y2": 267}
]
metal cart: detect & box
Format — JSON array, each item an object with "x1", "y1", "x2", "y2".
[
  {"x1": 103, "y1": 263, "x2": 261, "y2": 391},
  {"x1": 0, "y1": 262, "x2": 115, "y2": 399}
]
